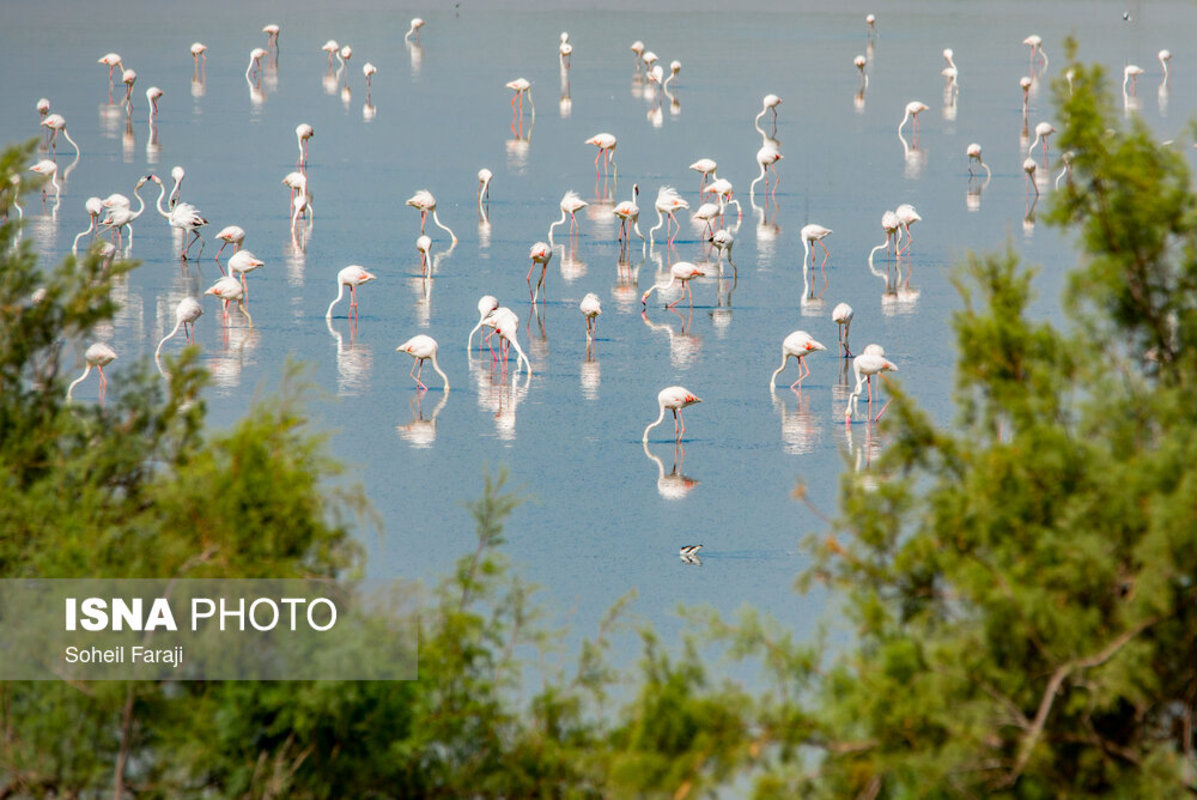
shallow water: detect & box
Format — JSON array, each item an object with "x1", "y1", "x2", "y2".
[{"x1": 3, "y1": 0, "x2": 1193, "y2": 664}]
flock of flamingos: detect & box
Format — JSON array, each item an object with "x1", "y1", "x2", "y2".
[{"x1": 19, "y1": 12, "x2": 1169, "y2": 484}]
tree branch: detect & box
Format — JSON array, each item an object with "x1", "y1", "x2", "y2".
[{"x1": 1003, "y1": 616, "x2": 1159, "y2": 787}]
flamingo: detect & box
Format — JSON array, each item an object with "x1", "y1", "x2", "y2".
[
  {"x1": 585, "y1": 132, "x2": 618, "y2": 181},
  {"x1": 630, "y1": 40, "x2": 645, "y2": 73},
  {"x1": 205, "y1": 276, "x2": 253, "y2": 327},
  {"x1": 72, "y1": 196, "x2": 106, "y2": 253},
  {"x1": 547, "y1": 190, "x2": 588, "y2": 243},
  {"x1": 397, "y1": 335, "x2": 449, "y2": 391},
  {"x1": 1023, "y1": 157, "x2": 1040, "y2": 196},
  {"x1": 643, "y1": 386, "x2": 702, "y2": 442},
  {"x1": 291, "y1": 194, "x2": 313, "y2": 235},
  {"x1": 1020, "y1": 76, "x2": 1033, "y2": 118},
  {"x1": 1055, "y1": 151, "x2": 1074, "y2": 190},
  {"x1": 190, "y1": 43, "x2": 207, "y2": 71},
  {"x1": 750, "y1": 142, "x2": 783, "y2": 199},
  {"x1": 1028, "y1": 121, "x2": 1055, "y2": 159},
  {"x1": 416, "y1": 235, "x2": 432, "y2": 272},
  {"x1": 506, "y1": 78, "x2": 534, "y2": 125},
  {"x1": 40, "y1": 114, "x2": 80, "y2": 159},
  {"x1": 662, "y1": 60, "x2": 681, "y2": 96},
  {"x1": 967, "y1": 143, "x2": 991, "y2": 180},
  {"x1": 482, "y1": 307, "x2": 532, "y2": 377},
  {"x1": 227, "y1": 249, "x2": 265, "y2": 297},
  {"x1": 855, "y1": 55, "x2": 868, "y2": 88},
  {"x1": 296, "y1": 123, "x2": 314, "y2": 172},
  {"x1": 941, "y1": 48, "x2": 958, "y2": 90},
  {"x1": 98, "y1": 53, "x2": 123, "y2": 97},
  {"x1": 145, "y1": 86, "x2": 164, "y2": 119},
  {"x1": 467, "y1": 295, "x2": 500, "y2": 353},
  {"x1": 326, "y1": 265, "x2": 377, "y2": 319},
  {"x1": 1159, "y1": 49, "x2": 1172, "y2": 86},
  {"x1": 28, "y1": 160, "x2": 60, "y2": 204},
  {"x1": 641, "y1": 261, "x2": 706, "y2": 309},
  {"x1": 876, "y1": 209, "x2": 902, "y2": 256},
  {"x1": 689, "y1": 158, "x2": 717, "y2": 197},
  {"x1": 754, "y1": 93, "x2": 782, "y2": 131},
  {"x1": 580, "y1": 292, "x2": 602, "y2": 339},
  {"x1": 1123, "y1": 64, "x2": 1144, "y2": 95},
  {"x1": 246, "y1": 48, "x2": 267, "y2": 82},
  {"x1": 477, "y1": 168, "x2": 493, "y2": 214},
  {"x1": 67, "y1": 343, "x2": 117, "y2": 402},
  {"x1": 362, "y1": 62, "x2": 377, "y2": 95},
  {"x1": 1023, "y1": 34, "x2": 1048, "y2": 70},
  {"x1": 168, "y1": 165, "x2": 185, "y2": 209},
  {"x1": 649, "y1": 186, "x2": 689, "y2": 246},
  {"x1": 559, "y1": 32, "x2": 572, "y2": 69},
  {"x1": 36, "y1": 98, "x2": 50, "y2": 145},
  {"x1": 898, "y1": 100, "x2": 928, "y2": 142},
  {"x1": 527, "y1": 241, "x2": 553, "y2": 301},
  {"x1": 895, "y1": 204, "x2": 921, "y2": 254},
  {"x1": 405, "y1": 18, "x2": 425, "y2": 43},
  {"x1": 845, "y1": 349, "x2": 898, "y2": 423},
  {"x1": 322, "y1": 40, "x2": 340, "y2": 70},
  {"x1": 691, "y1": 199, "x2": 721, "y2": 238},
  {"x1": 800, "y1": 224, "x2": 833, "y2": 270},
  {"x1": 703, "y1": 179, "x2": 740, "y2": 221},
  {"x1": 155, "y1": 296, "x2": 203, "y2": 368},
  {"x1": 214, "y1": 225, "x2": 246, "y2": 260},
  {"x1": 120, "y1": 67, "x2": 137, "y2": 109},
  {"x1": 263, "y1": 23, "x2": 280, "y2": 50},
  {"x1": 282, "y1": 170, "x2": 309, "y2": 210},
  {"x1": 337, "y1": 45, "x2": 353, "y2": 79},
  {"x1": 866, "y1": 13, "x2": 876, "y2": 33},
  {"x1": 99, "y1": 176, "x2": 150, "y2": 249},
  {"x1": 832, "y1": 302, "x2": 855, "y2": 358},
  {"x1": 613, "y1": 183, "x2": 645, "y2": 250},
  {"x1": 708, "y1": 229, "x2": 736, "y2": 273},
  {"x1": 769, "y1": 330, "x2": 827, "y2": 390},
  {"x1": 405, "y1": 189, "x2": 457, "y2": 243},
  {"x1": 150, "y1": 174, "x2": 208, "y2": 259}
]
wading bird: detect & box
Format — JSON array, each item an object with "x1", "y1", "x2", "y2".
[
  {"x1": 643, "y1": 386, "x2": 702, "y2": 442},
  {"x1": 397, "y1": 335, "x2": 449, "y2": 391},
  {"x1": 325, "y1": 265, "x2": 377, "y2": 320},
  {"x1": 769, "y1": 330, "x2": 827, "y2": 390}
]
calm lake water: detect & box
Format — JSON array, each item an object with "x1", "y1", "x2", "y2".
[{"x1": 3, "y1": 0, "x2": 1193, "y2": 667}]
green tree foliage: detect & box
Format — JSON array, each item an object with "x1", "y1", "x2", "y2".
[{"x1": 748, "y1": 50, "x2": 1197, "y2": 797}]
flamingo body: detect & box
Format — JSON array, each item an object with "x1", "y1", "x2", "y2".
[{"x1": 643, "y1": 386, "x2": 702, "y2": 442}]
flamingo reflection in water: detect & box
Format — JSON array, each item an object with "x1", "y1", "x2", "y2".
[
  {"x1": 643, "y1": 439, "x2": 699, "y2": 501},
  {"x1": 641, "y1": 306, "x2": 702, "y2": 370},
  {"x1": 770, "y1": 384, "x2": 822, "y2": 456},
  {"x1": 470, "y1": 355, "x2": 530, "y2": 441},
  {"x1": 325, "y1": 314, "x2": 373, "y2": 397},
  {"x1": 397, "y1": 391, "x2": 448, "y2": 449}
]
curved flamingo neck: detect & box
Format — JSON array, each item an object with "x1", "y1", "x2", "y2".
[
  {"x1": 155, "y1": 318, "x2": 184, "y2": 360},
  {"x1": 152, "y1": 180, "x2": 169, "y2": 219},
  {"x1": 643, "y1": 403, "x2": 667, "y2": 442},
  {"x1": 430, "y1": 353, "x2": 450, "y2": 390},
  {"x1": 325, "y1": 282, "x2": 346, "y2": 318}
]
